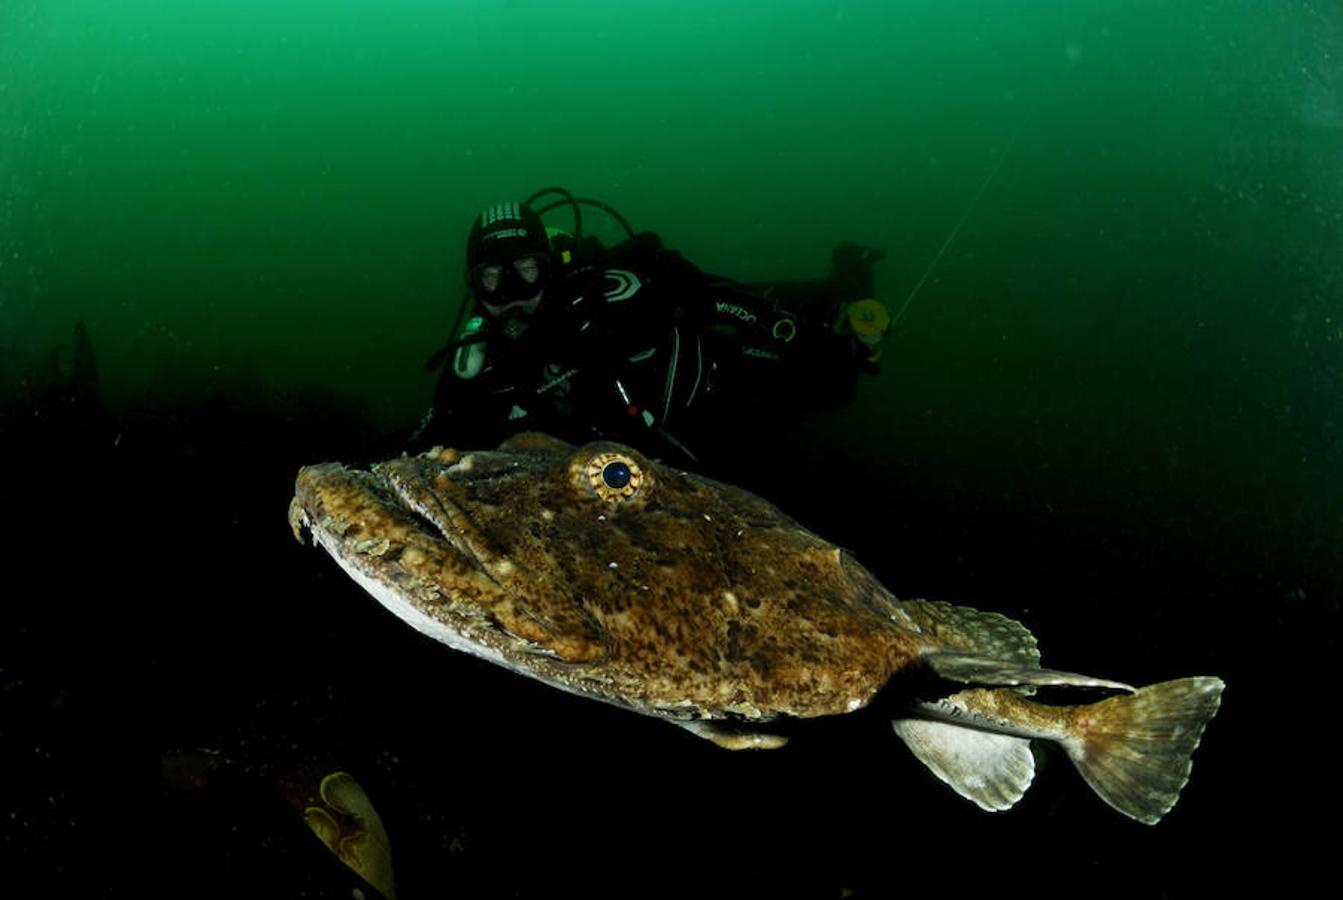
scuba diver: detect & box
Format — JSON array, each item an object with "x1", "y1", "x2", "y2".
[{"x1": 412, "y1": 188, "x2": 891, "y2": 470}]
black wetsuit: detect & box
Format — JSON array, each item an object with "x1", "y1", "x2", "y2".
[{"x1": 416, "y1": 232, "x2": 877, "y2": 468}]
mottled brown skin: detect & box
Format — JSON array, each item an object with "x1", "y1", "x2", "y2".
[
  {"x1": 291, "y1": 433, "x2": 929, "y2": 724},
  {"x1": 292, "y1": 433, "x2": 1226, "y2": 823}
]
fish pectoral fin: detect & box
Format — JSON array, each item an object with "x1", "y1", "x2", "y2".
[
  {"x1": 923, "y1": 652, "x2": 1136, "y2": 692},
  {"x1": 891, "y1": 718, "x2": 1035, "y2": 812},
  {"x1": 676, "y1": 719, "x2": 789, "y2": 750}
]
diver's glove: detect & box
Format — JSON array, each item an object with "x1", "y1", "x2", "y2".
[{"x1": 837, "y1": 298, "x2": 891, "y2": 361}]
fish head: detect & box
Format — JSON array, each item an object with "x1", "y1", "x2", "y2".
[
  {"x1": 290, "y1": 432, "x2": 913, "y2": 719},
  {"x1": 291, "y1": 433, "x2": 779, "y2": 665}
]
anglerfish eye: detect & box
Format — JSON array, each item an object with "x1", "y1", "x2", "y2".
[{"x1": 585, "y1": 452, "x2": 643, "y2": 502}]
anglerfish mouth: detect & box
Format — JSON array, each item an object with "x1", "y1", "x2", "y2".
[
  {"x1": 289, "y1": 448, "x2": 607, "y2": 666},
  {"x1": 289, "y1": 450, "x2": 492, "y2": 576}
]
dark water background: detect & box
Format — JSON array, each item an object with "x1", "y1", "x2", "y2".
[{"x1": 3, "y1": 1, "x2": 1339, "y2": 895}]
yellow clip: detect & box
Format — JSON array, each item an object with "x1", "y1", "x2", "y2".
[
  {"x1": 847, "y1": 298, "x2": 891, "y2": 339},
  {"x1": 846, "y1": 298, "x2": 890, "y2": 361}
]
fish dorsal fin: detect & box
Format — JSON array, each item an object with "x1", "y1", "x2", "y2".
[
  {"x1": 905, "y1": 601, "x2": 1136, "y2": 691},
  {"x1": 891, "y1": 718, "x2": 1035, "y2": 812},
  {"x1": 923, "y1": 653, "x2": 1136, "y2": 692},
  {"x1": 903, "y1": 600, "x2": 1041, "y2": 667}
]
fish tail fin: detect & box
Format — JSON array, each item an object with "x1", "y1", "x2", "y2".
[{"x1": 1064, "y1": 676, "x2": 1224, "y2": 824}]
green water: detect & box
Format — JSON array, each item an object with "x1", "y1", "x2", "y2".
[
  {"x1": 8, "y1": 0, "x2": 1337, "y2": 573},
  {"x1": 3, "y1": 2, "x2": 1340, "y2": 890}
]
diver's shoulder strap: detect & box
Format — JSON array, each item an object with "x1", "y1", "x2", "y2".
[{"x1": 423, "y1": 312, "x2": 492, "y2": 377}]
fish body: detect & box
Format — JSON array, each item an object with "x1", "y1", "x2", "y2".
[{"x1": 290, "y1": 433, "x2": 1223, "y2": 823}]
